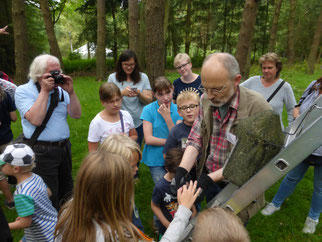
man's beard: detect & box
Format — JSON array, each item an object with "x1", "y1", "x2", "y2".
[{"x1": 210, "y1": 86, "x2": 235, "y2": 107}]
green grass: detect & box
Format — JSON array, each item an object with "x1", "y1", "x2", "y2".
[{"x1": 1, "y1": 64, "x2": 322, "y2": 241}]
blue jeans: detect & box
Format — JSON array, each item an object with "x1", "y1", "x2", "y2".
[
  {"x1": 272, "y1": 155, "x2": 322, "y2": 220},
  {"x1": 149, "y1": 166, "x2": 166, "y2": 184}
]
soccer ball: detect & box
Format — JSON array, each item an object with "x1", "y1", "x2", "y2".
[{"x1": 1, "y1": 144, "x2": 35, "y2": 166}]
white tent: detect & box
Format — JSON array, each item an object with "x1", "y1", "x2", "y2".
[{"x1": 74, "y1": 43, "x2": 112, "y2": 59}]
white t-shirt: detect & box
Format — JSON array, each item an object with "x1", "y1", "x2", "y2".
[{"x1": 88, "y1": 110, "x2": 135, "y2": 143}]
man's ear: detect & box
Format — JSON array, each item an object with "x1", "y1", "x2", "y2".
[{"x1": 13, "y1": 166, "x2": 21, "y2": 174}]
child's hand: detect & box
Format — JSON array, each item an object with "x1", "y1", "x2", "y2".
[
  {"x1": 0, "y1": 25, "x2": 9, "y2": 35},
  {"x1": 158, "y1": 103, "x2": 171, "y2": 119},
  {"x1": 177, "y1": 180, "x2": 201, "y2": 210}
]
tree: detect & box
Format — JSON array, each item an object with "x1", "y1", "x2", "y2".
[
  {"x1": 307, "y1": 8, "x2": 322, "y2": 74},
  {"x1": 184, "y1": 0, "x2": 192, "y2": 55},
  {"x1": 138, "y1": 0, "x2": 146, "y2": 68},
  {"x1": 287, "y1": 0, "x2": 296, "y2": 64},
  {"x1": 96, "y1": 0, "x2": 106, "y2": 82},
  {"x1": 12, "y1": 0, "x2": 29, "y2": 83},
  {"x1": 39, "y1": 0, "x2": 64, "y2": 68},
  {"x1": 235, "y1": 0, "x2": 259, "y2": 80},
  {"x1": 128, "y1": 0, "x2": 139, "y2": 53},
  {"x1": 145, "y1": 0, "x2": 165, "y2": 84},
  {"x1": 268, "y1": 0, "x2": 283, "y2": 52}
]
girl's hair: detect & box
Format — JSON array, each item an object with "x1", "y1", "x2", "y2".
[
  {"x1": 165, "y1": 148, "x2": 184, "y2": 173},
  {"x1": 99, "y1": 134, "x2": 142, "y2": 162},
  {"x1": 152, "y1": 76, "x2": 173, "y2": 94},
  {"x1": 259, "y1": 52, "x2": 282, "y2": 78},
  {"x1": 192, "y1": 207, "x2": 250, "y2": 242},
  {"x1": 99, "y1": 82, "x2": 121, "y2": 102},
  {"x1": 173, "y1": 53, "x2": 191, "y2": 68},
  {"x1": 55, "y1": 151, "x2": 144, "y2": 241},
  {"x1": 176, "y1": 90, "x2": 200, "y2": 107},
  {"x1": 29, "y1": 54, "x2": 60, "y2": 82},
  {"x1": 115, "y1": 49, "x2": 141, "y2": 84}
]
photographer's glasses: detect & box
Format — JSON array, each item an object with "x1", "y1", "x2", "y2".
[{"x1": 178, "y1": 104, "x2": 199, "y2": 111}]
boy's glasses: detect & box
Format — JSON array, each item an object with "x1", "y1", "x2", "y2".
[
  {"x1": 198, "y1": 82, "x2": 228, "y2": 95},
  {"x1": 176, "y1": 62, "x2": 190, "y2": 70},
  {"x1": 178, "y1": 104, "x2": 199, "y2": 111}
]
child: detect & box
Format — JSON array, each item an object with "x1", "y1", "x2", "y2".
[
  {"x1": 88, "y1": 82, "x2": 138, "y2": 152},
  {"x1": 141, "y1": 76, "x2": 182, "y2": 184},
  {"x1": 163, "y1": 90, "x2": 200, "y2": 154},
  {"x1": 173, "y1": 53, "x2": 202, "y2": 102},
  {"x1": 0, "y1": 85, "x2": 17, "y2": 209},
  {"x1": 151, "y1": 148, "x2": 197, "y2": 238},
  {"x1": 0, "y1": 144, "x2": 57, "y2": 241},
  {"x1": 99, "y1": 134, "x2": 144, "y2": 231},
  {"x1": 192, "y1": 207, "x2": 250, "y2": 242},
  {"x1": 55, "y1": 150, "x2": 200, "y2": 242}
]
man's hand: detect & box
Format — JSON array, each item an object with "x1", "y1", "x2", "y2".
[
  {"x1": 59, "y1": 75, "x2": 74, "y2": 94},
  {"x1": 196, "y1": 173, "x2": 213, "y2": 203},
  {"x1": 0, "y1": 25, "x2": 9, "y2": 35},
  {"x1": 170, "y1": 167, "x2": 188, "y2": 195},
  {"x1": 40, "y1": 73, "x2": 55, "y2": 93}
]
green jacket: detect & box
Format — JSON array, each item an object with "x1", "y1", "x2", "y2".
[{"x1": 198, "y1": 85, "x2": 272, "y2": 177}]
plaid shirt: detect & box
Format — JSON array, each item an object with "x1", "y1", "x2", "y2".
[{"x1": 187, "y1": 89, "x2": 240, "y2": 172}]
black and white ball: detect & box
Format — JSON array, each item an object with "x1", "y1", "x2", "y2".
[{"x1": 1, "y1": 144, "x2": 35, "y2": 166}]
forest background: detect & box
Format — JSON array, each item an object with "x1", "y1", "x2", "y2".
[{"x1": 0, "y1": 0, "x2": 321, "y2": 241}]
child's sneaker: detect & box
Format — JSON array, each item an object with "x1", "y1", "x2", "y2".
[
  {"x1": 4, "y1": 200, "x2": 15, "y2": 210},
  {"x1": 261, "y1": 203, "x2": 280, "y2": 216},
  {"x1": 302, "y1": 217, "x2": 318, "y2": 234}
]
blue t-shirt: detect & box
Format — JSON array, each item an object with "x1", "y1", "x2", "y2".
[
  {"x1": 140, "y1": 101, "x2": 182, "y2": 166},
  {"x1": 0, "y1": 91, "x2": 16, "y2": 145},
  {"x1": 163, "y1": 122, "x2": 191, "y2": 155},
  {"x1": 15, "y1": 80, "x2": 70, "y2": 141},
  {"x1": 14, "y1": 173, "x2": 57, "y2": 242},
  {"x1": 152, "y1": 177, "x2": 178, "y2": 234},
  {"x1": 173, "y1": 75, "x2": 202, "y2": 101}
]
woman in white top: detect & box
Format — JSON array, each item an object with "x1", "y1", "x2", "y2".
[{"x1": 241, "y1": 53, "x2": 296, "y2": 129}]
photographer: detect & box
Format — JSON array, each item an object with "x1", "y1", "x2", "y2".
[{"x1": 15, "y1": 54, "x2": 81, "y2": 210}]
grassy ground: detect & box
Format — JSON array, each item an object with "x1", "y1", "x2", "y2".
[{"x1": 1, "y1": 65, "x2": 322, "y2": 241}]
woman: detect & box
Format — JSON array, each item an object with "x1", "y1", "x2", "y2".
[
  {"x1": 108, "y1": 50, "x2": 153, "y2": 147},
  {"x1": 261, "y1": 77, "x2": 322, "y2": 234},
  {"x1": 241, "y1": 53, "x2": 296, "y2": 129}
]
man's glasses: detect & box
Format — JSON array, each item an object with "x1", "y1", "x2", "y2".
[
  {"x1": 178, "y1": 104, "x2": 199, "y2": 111},
  {"x1": 176, "y1": 62, "x2": 190, "y2": 70},
  {"x1": 198, "y1": 82, "x2": 229, "y2": 95}
]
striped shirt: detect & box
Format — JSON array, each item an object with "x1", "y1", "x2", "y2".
[
  {"x1": 187, "y1": 89, "x2": 239, "y2": 172},
  {"x1": 14, "y1": 173, "x2": 57, "y2": 242}
]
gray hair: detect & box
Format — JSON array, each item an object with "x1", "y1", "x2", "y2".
[
  {"x1": 28, "y1": 54, "x2": 60, "y2": 82},
  {"x1": 203, "y1": 52, "x2": 240, "y2": 79}
]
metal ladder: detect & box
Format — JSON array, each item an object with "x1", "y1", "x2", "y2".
[{"x1": 179, "y1": 95, "x2": 322, "y2": 241}]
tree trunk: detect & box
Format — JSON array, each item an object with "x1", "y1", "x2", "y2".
[
  {"x1": 261, "y1": 0, "x2": 270, "y2": 54},
  {"x1": 268, "y1": 0, "x2": 283, "y2": 52},
  {"x1": 138, "y1": 0, "x2": 146, "y2": 69},
  {"x1": 169, "y1": 2, "x2": 179, "y2": 58},
  {"x1": 287, "y1": 0, "x2": 296, "y2": 65},
  {"x1": 222, "y1": 0, "x2": 228, "y2": 52},
  {"x1": 110, "y1": 1, "x2": 118, "y2": 64},
  {"x1": 96, "y1": 0, "x2": 106, "y2": 82},
  {"x1": 235, "y1": 0, "x2": 259, "y2": 80},
  {"x1": 39, "y1": 0, "x2": 64, "y2": 69},
  {"x1": 307, "y1": 9, "x2": 322, "y2": 74},
  {"x1": 128, "y1": 0, "x2": 139, "y2": 54},
  {"x1": 12, "y1": 0, "x2": 29, "y2": 84},
  {"x1": 145, "y1": 0, "x2": 165, "y2": 85},
  {"x1": 184, "y1": 0, "x2": 192, "y2": 55}
]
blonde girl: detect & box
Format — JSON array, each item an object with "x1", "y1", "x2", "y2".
[{"x1": 88, "y1": 82, "x2": 138, "y2": 152}]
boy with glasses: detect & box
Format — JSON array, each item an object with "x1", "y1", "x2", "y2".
[{"x1": 173, "y1": 53, "x2": 202, "y2": 102}]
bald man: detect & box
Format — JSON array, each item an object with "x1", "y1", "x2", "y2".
[{"x1": 172, "y1": 53, "x2": 271, "y2": 206}]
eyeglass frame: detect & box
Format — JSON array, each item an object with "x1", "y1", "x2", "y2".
[
  {"x1": 122, "y1": 63, "x2": 136, "y2": 68},
  {"x1": 175, "y1": 62, "x2": 190, "y2": 70},
  {"x1": 178, "y1": 104, "x2": 199, "y2": 111},
  {"x1": 198, "y1": 81, "x2": 230, "y2": 95}
]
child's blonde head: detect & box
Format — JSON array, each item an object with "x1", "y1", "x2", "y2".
[
  {"x1": 99, "y1": 82, "x2": 121, "y2": 102},
  {"x1": 174, "y1": 53, "x2": 191, "y2": 68},
  {"x1": 55, "y1": 151, "x2": 144, "y2": 241},
  {"x1": 192, "y1": 207, "x2": 250, "y2": 242},
  {"x1": 99, "y1": 134, "x2": 142, "y2": 162},
  {"x1": 176, "y1": 90, "x2": 200, "y2": 107}
]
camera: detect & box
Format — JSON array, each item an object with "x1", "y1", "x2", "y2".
[{"x1": 50, "y1": 70, "x2": 64, "y2": 84}]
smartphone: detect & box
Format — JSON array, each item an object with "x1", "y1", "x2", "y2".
[{"x1": 131, "y1": 87, "x2": 137, "y2": 91}]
